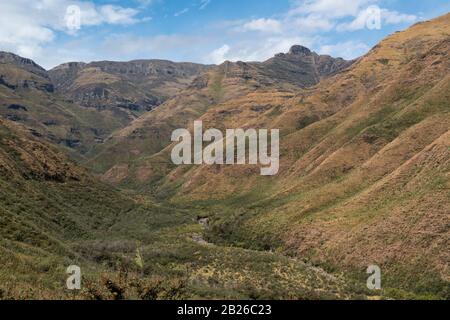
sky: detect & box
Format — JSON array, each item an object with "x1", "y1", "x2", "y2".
[{"x1": 0, "y1": 0, "x2": 449, "y2": 69}]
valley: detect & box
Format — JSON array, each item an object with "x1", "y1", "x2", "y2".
[{"x1": 0, "y1": 13, "x2": 449, "y2": 300}]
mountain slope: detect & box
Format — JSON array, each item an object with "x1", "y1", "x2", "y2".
[
  {"x1": 0, "y1": 118, "x2": 138, "y2": 296},
  {"x1": 257, "y1": 45, "x2": 353, "y2": 87},
  {"x1": 0, "y1": 52, "x2": 139, "y2": 159},
  {"x1": 49, "y1": 60, "x2": 211, "y2": 119},
  {"x1": 0, "y1": 118, "x2": 367, "y2": 300},
  {"x1": 0, "y1": 54, "x2": 211, "y2": 159},
  {"x1": 86, "y1": 47, "x2": 352, "y2": 181},
  {"x1": 92, "y1": 14, "x2": 450, "y2": 298}
]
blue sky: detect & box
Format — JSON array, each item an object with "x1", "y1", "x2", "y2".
[{"x1": 0, "y1": 0, "x2": 449, "y2": 69}]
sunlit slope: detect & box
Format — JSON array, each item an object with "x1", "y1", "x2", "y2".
[
  {"x1": 85, "y1": 61, "x2": 296, "y2": 176},
  {"x1": 141, "y1": 14, "x2": 450, "y2": 297},
  {"x1": 0, "y1": 119, "x2": 369, "y2": 299},
  {"x1": 0, "y1": 53, "x2": 211, "y2": 161},
  {"x1": 88, "y1": 49, "x2": 352, "y2": 184},
  {"x1": 0, "y1": 52, "x2": 134, "y2": 160},
  {"x1": 0, "y1": 119, "x2": 185, "y2": 297}
]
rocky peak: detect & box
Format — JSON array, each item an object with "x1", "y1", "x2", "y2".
[
  {"x1": 0, "y1": 51, "x2": 54, "y2": 92},
  {"x1": 288, "y1": 45, "x2": 312, "y2": 56},
  {"x1": 51, "y1": 62, "x2": 87, "y2": 71},
  {"x1": 0, "y1": 51, "x2": 49, "y2": 79},
  {"x1": 260, "y1": 45, "x2": 353, "y2": 88}
]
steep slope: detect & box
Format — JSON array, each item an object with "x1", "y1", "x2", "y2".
[
  {"x1": 49, "y1": 60, "x2": 211, "y2": 120},
  {"x1": 95, "y1": 14, "x2": 450, "y2": 297},
  {"x1": 86, "y1": 47, "x2": 352, "y2": 181},
  {"x1": 0, "y1": 52, "x2": 54, "y2": 92},
  {"x1": 0, "y1": 118, "x2": 366, "y2": 300},
  {"x1": 257, "y1": 45, "x2": 353, "y2": 87},
  {"x1": 0, "y1": 54, "x2": 211, "y2": 160},
  {"x1": 0, "y1": 52, "x2": 138, "y2": 159},
  {"x1": 0, "y1": 118, "x2": 135, "y2": 296},
  {"x1": 0, "y1": 118, "x2": 195, "y2": 298}
]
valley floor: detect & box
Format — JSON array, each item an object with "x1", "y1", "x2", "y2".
[{"x1": 2, "y1": 193, "x2": 438, "y2": 300}]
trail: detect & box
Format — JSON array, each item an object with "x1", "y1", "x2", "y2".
[{"x1": 191, "y1": 217, "x2": 213, "y2": 246}]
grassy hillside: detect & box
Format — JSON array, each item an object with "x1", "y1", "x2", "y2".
[
  {"x1": 0, "y1": 119, "x2": 370, "y2": 299},
  {"x1": 88, "y1": 14, "x2": 450, "y2": 299},
  {"x1": 84, "y1": 48, "x2": 352, "y2": 178},
  {"x1": 0, "y1": 13, "x2": 448, "y2": 300},
  {"x1": 0, "y1": 53, "x2": 139, "y2": 160},
  {"x1": 49, "y1": 60, "x2": 211, "y2": 111}
]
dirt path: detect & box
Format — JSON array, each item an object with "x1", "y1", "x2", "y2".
[{"x1": 191, "y1": 217, "x2": 213, "y2": 245}]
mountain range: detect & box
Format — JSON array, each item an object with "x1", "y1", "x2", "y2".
[{"x1": 0, "y1": 13, "x2": 449, "y2": 299}]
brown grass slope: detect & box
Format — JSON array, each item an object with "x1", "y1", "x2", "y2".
[
  {"x1": 0, "y1": 118, "x2": 172, "y2": 298},
  {"x1": 49, "y1": 60, "x2": 211, "y2": 117},
  {"x1": 0, "y1": 119, "x2": 369, "y2": 300},
  {"x1": 126, "y1": 14, "x2": 450, "y2": 297},
  {"x1": 87, "y1": 48, "x2": 352, "y2": 185},
  {"x1": 0, "y1": 52, "x2": 145, "y2": 160}
]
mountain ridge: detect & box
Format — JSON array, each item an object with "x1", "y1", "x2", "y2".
[
  {"x1": 85, "y1": 13, "x2": 450, "y2": 297},
  {"x1": 0, "y1": 12, "x2": 449, "y2": 299}
]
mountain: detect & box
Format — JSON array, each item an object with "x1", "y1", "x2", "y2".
[
  {"x1": 0, "y1": 117, "x2": 365, "y2": 299},
  {"x1": 0, "y1": 46, "x2": 351, "y2": 164},
  {"x1": 0, "y1": 51, "x2": 112, "y2": 158},
  {"x1": 0, "y1": 54, "x2": 211, "y2": 159},
  {"x1": 0, "y1": 13, "x2": 448, "y2": 300},
  {"x1": 0, "y1": 52, "x2": 54, "y2": 93},
  {"x1": 257, "y1": 45, "x2": 354, "y2": 87},
  {"x1": 0, "y1": 47, "x2": 365, "y2": 300},
  {"x1": 85, "y1": 14, "x2": 450, "y2": 298},
  {"x1": 49, "y1": 60, "x2": 211, "y2": 119},
  {"x1": 85, "y1": 47, "x2": 352, "y2": 178}
]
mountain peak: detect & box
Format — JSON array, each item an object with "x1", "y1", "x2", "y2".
[
  {"x1": 288, "y1": 45, "x2": 312, "y2": 56},
  {"x1": 0, "y1": 51, "x2": 48, "y2": 76}
]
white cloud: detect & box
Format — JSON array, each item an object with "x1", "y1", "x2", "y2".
[
  {"x1": 199, "y1": 0, "x2": 211, "y2": 10},
  {"x1": 241, "y1": 19, "x2": 282, "y2": 34},
  {"x1": 220, "y1": 1, "x2": 387, "y2": 63},
  {"x1": 207, "y1": 45, "x2": 231, "y2": 64},
  {"x1": 98, "y1": 5, "x2": 140, "y2": 25},
  {"x1": 288, "y1": 1, "x2": 417, "y2": 33},
  {"x1": 336, "y1": 6, "x2": 380, "y2": 31},
  {"x1": 337, "y1": 8, "x2": 417, "y2": 31},
  {"x1": 98, "y1": 33, "x2": 211, "y2": 64},
  {"x1": 289, "y1": 0, "x2": 375, "y2": 18},
  {"x1": 382, "y1": 10, "x2": 417, "y2": 25},
  {"x1": 0, "y1": 0, "x2": 141, "y2": 62},
  {"x1": 174, "y1": 8, "x2": 189, "y2": 17},
  {"x1": 286, "y1": 0, "x2": 377, "y2": 34},
  {"x1": 135, "y1": 0, "x2": 154, "y2": 8},
  {"x1": 319, "y1": 41, "x2": 370, "y2": 59},
  {"x1": 205, "y1": 36, "x2": 315, "y2": 64},
  {"x1": 290, "y1": 14, "x2": 335, "y2": 32}
]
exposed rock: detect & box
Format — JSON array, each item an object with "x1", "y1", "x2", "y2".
[
  {"x1": 288, "y1": 45, "x2": 312, "y2": 56},
  {"x1": 49, "y1": 59, "x2": 213, "y2": 114},
  {"x1": 8, "y1": 104, "x2": 28, "y2": 111},
  {"x1": 256, "y1": 45, "x2": 354, "y2": 87},
  {"x1": 0, "y1": 51, "x2": 49, "y2": 79}
]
